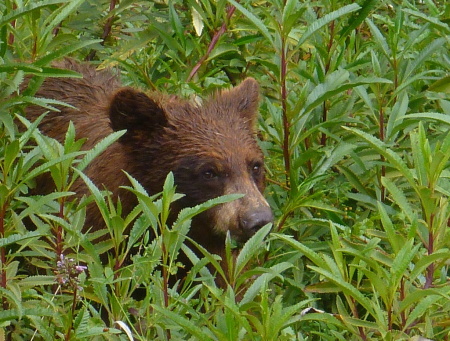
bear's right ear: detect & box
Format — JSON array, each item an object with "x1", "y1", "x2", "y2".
[
  {"x1": 215, "y1": 78, "x2": 260, "y2": 129},
  {"x1": 109, "y1": 88, "x2": 168, "y2": 139}
]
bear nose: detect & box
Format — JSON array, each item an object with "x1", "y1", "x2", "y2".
[{"x1": 240, "y1": 207, "x2": 273, "y2": 234}]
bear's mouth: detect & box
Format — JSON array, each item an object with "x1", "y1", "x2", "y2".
[{"x1": 230, "y1": 225, "x2": 258, "y2": 244}]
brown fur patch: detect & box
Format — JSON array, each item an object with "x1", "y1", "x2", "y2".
[{"x1": 24, "y1": 59, "x2": 273, "y2": 276}]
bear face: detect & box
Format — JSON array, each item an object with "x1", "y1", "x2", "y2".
[
  {"x1": 108, "y1": 79, "x2": 273, "y2": 246},
  {"x1": 26, "y1": 59, "x2": 273, "y2": 256}
]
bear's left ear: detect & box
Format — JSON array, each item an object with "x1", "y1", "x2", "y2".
[
  {"x1": 109, "y1": 87, "x2": 168, "y2": 139},
  {"x1": 219, "y1": 78, "x2": 260, "y2": 128}
]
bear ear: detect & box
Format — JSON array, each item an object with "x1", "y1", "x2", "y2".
[
  {"x1": 218, "y1": 78, "x2": 260, "y2": 128},
  {"x1": 109, "y1": 88, "x2": 168, "y2": 138}
]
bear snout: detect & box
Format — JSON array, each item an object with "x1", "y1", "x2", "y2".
[{"x1": 240, "y1": 206, "x2": 273, "y2": 237}]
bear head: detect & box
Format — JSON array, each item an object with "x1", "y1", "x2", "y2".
[{"x1": 108, "y1": 78, "x2": 273, "y2": 247}]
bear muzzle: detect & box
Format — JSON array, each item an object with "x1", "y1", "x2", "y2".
[{"x1": 239, "y1": 205, "x2": 273, "y2": 239}]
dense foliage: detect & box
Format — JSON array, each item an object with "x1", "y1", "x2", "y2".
[{"x1": 1, "y1": 0, "x2": 450, "y2": 340}]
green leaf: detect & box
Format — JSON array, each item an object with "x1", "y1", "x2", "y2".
[
  {"x1": 297, "y1": 3, "x2": 360, "y2": 47},
  {"x1": 169, "y1": 1, "x2": 187, "y2": 43},
  {"x1": 344, "y1": 127, "x2": 416, "y2": 188},
  {"x1": 386, "y1": 92, "x2": 409, "y2": 142},
  {"x1": 411, "y1": 124, "x2": 429, "y2": 187},
  {"x1": 281, "y1": 0, "x2": 305, "y2": 35},
  {"x1": 73, "y1": 306, "x2": 90, "y2": 336},
  {"x1": 41, "y1": 0, "x2": 85, "y2": 40},
  {"x1": 152, "y1": 305, "x2": 215, "y2": 339},
  {"x1": 0, "y1": 63, "x2": 42, "y2": 74},
  {"x1": 377, "y1": 201, "x2": 401, "y2": 254},
  {"x1": 151, "y1": 22, "x2": 185, "y2": 54},
  {"x1": 0, "y1": 0, "x2": 67, "y2": 28},
  {"x1": 403, "y1": 37, "x2": 446, "y2": 82},
  {"x1": 34, "y1": 39, "x2": 103, "y2": 66},
  {"x1": 207, "y1": 44, "x2": 239, "y2": 61},
  {"x1": 338, "y1": 0, "x2": 378, "y2": 40},
  {"x1": 75, "y1": 130, "x2": 125, "y2": 174},
  {"x1": 18, "y1": 192, "x2": 74, "y2": 219},
  {"x1": 0, "y1": 231, "x2": 43, "y2": 248},
  {"x1": 74, "y1": 169, "x2": 110, "y2": 227},
  {"x1": 3, "y1": 139, "x2": 20, "y2": 176},
  {"x1": 381, "y1": 177, "x2": 416, "y2": 224},
  {"x1": 366, "y1": 18, "x2": 390, "y2": 58},
  {"x1": 399, "y1": 286, "x2": 450, "y2": 313},
  {"x1": 297, "y1": 71, "x2": 391, "y2": 118},
  {"x1": 185, "y1": 237, "x2": 227, "y2": 284},
  {"x1": 76, "y1": 327, "x2": 121, "y2": 337},
  {"x1": 0, "y1": 307, "x2": 55, "y2": 323},
  {"x1": 337, "y1": 165, "x2": 370, "y2": 195},
  {"x1": 174, "y1": 194, "x2": 243, "y2": 228},
  {"x1": 308, "y1": 142, "x2": 356, "y2": 183},
  {"x1": 404, "y1": 295, "x2": 442, "y2": 330},
  {"x1": 240, "y1": 262, "x2": 293, "y2": 305},
  {"x1": 404, "y1": 112, "x2": 450, "y2": 126},
  {"x1": 125, "y1": 209, "x2": 148, "y2": 252},
  {"x1": 8, "y1": 95, "x2": 72, "y2": 111},
  {"x1": 20, "y1": 275, "x2": 56, "y2": 287},
  {"x1": 228, "y1": 0, "x2": 275, "y2": 48},
  {"x1": 402, "y1": 8, "x2": 450, "y2": 34},
  {"x1": 21, "y1": 152, "x2": 81, "y2": 185},
  {"x1": 390, "y1": 240, "x2": 418, "y2": 291},
  {"x1": 273, "y1": 234, "x2": 328, "y2": 269},
  {"x1": 309, "y1": 265, "x2": 376, "y2": 318},
  {"x1": 235, "y1": 223, "x2": 271, "y2": 276},
  {"x1": 409, "y1": 250, "x2": 450, "y2": 282},
  {"x1": 428, "y1": 75, "x2": 450, "y2": 93}
]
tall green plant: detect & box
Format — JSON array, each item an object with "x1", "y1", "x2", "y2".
[{"x1": 2, "y1": 0, "x2": 450, "y2": 339}]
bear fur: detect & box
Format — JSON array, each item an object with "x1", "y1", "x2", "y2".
[{"x1": 24, "y1": 59, "x2": 273, "y2": 276}]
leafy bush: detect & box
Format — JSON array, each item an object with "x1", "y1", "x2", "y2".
[{"x1": 1, "y1": 0, "x2": 450, "y2": 340}]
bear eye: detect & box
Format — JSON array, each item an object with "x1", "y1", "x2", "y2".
[
  {"x1": 203, "y1": 169, "x2": 218, "y2": 180},
  {"x1": 251, "y1": 162, "x2": 263, "y2": 176}
]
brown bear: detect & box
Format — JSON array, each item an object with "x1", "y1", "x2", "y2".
[{"x1": 24, "y1": 59, "x2": 273, "y2": 277}]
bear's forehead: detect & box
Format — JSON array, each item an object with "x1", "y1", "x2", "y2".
[
  {"x1": 164, "y1": 122, "x2": 261, "y2": 164},
  {"x1": 175, "y1": 121, "x2": 256, "y2": 149},
  {"x1": 167, "y1": 109, "x2": 253, "y2": 139},
  {"x1": 180, "y1": 133, "x2": 259, "y2": 157},
  {"x1": 166, "y1": 100, "x2": 251, "y2": 125},
  {"x1": 162, "y1": 100, "x2": 262, "y2": 161}
]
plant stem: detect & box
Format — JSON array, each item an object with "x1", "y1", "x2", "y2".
[
  {"x1": 102, "y1": 0, "x2": 118, "y2": 41},
  {"x1": 424, "y1": 213, "x2": 435, "y2": 289},
  {"x1": 387, "y1": 302, "x2": 392, "y2": 330},
  {"x1": 280, "y1": 31, "x2": 290, "y2": 186},
  {"x1": 320, "y1": 20, "x2": 335, "y2": 146},
  {"x1": 275, "y1": 212, "x2": 289, "y2": 233},
  {"x1": 161, "y1": 243, "x2": 171, "y2": 340},
  {"x1": 304, "y1": 137, "x2": 313, "y2": 174},
  {"x1": 55, "y1": 197, "x2": 66, "y2": 262},
  {"x1": 65, "y1": 286, "x2": 78, "y2": 341},
  {"x1": 320, "y1": 103, "x2": 328, "y2": 146},
  {"x1": 400, "y1": 278, "x2": 408, "y2": 332},
  {"x1": 187, "y1": 4, "x2": 237, "y2": 82},
  {"x1": 86, "y1": 0, "x2": 118, "y2": 61},
  {"x1": 378, "y1": 100, "x2": 386, "y2": 202},
  {"x1": 0, "y1": 202, "x2": 12, "y2": 339},
  {"x1": 0, "y1": 203, "x2": 8, "y2": 311},
  {"x1": 7, "y1": 2, "x2": 17, "y2": 46},
  {"x1": 349, "y1": 296, "x2": 367, "y2": 341}
]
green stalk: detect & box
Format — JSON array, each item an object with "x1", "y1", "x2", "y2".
[
  {"x1": 280, "y1": 32, "x2": 290, "y2": 186},
  {"x1": 0, "y1": 203, "x2": 8, "y2": 311},
  {"x1": 187, "y1": 4, "x2": 237, "y2": 82}
]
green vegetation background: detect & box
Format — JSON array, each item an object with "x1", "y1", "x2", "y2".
[{"x1": 1, "y1": 0, "x2": 450, "y2": 340}]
